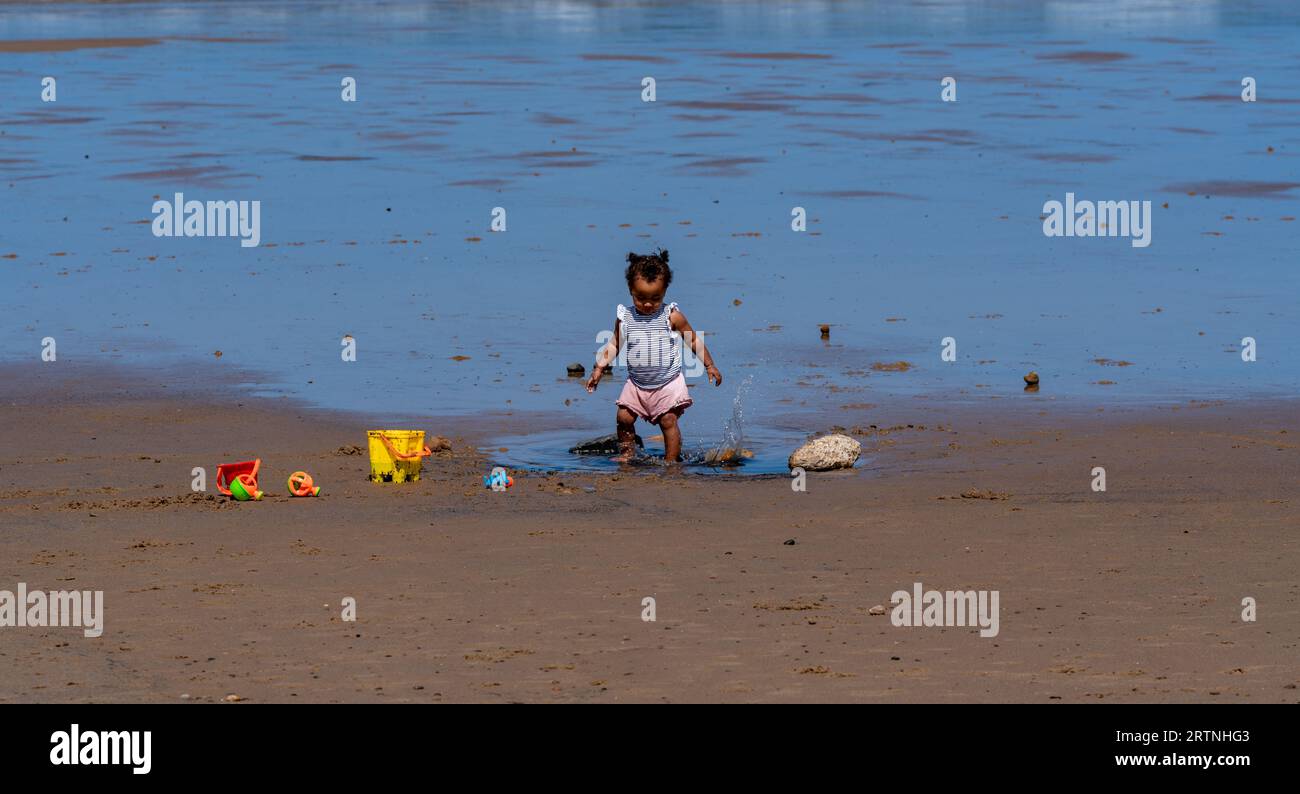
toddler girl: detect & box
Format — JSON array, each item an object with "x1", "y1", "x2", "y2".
[{"x1": 585, "y1": 249, "x2": 722, "y2": 461}]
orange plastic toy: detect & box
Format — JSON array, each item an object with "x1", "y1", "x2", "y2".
[
  {"x1": 230, "y1": 473, "x2": 263, "y2": 501},
  {"x1": 217, "y1": 459, "x2": 261, "y2": 497},
  {"x1": 287, "y1": 471, "x2": 321, "y2": 497}
]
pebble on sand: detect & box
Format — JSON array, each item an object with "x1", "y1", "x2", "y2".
[
  {"x1": 428, "y1": 435, "x2": 452, "y2": 453},
  {"x1": 868, "y1": 605, "x2": 886, "y2": 616},
  {"x1": 566, "y1": 362, "x2": 585, "y2": 377},
  {"x1": 819, "y1": 323, "x2": 831, "y2": 338},
  {"x1": 1024, "y1": 371, "x2": 1040, "y2": 385},
  {"x1": 788, "y1": 433, "x2": 861, "y2": 471},
  {"x1": 703, "y1": 447, "x2": 754, "y2": 465}
]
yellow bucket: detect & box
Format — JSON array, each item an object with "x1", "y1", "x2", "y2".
[{"x1": 367, "y1": 430, "x2": 432, "y2": 483}]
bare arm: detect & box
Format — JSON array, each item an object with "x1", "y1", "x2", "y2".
[
  {"x1": 670, "y1": 308, "x2": 721, "y2": 386},
  {"x1": 586, "y1": 317, "x2": 620, "y2": 392}
]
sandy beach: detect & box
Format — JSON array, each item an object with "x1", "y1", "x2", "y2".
[{"x1": 2, "y1": 362, "x2": 1295, "y2": 703}]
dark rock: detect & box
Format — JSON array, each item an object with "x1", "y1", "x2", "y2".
[
  {"x1": 566, "y1": 362, "x2": 585, "y2": 377},
  {"x1": 569, "y1": 433, "x2": 644, "y2": 455}
]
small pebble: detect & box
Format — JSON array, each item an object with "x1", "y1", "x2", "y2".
[
  {"x1": 566, "y1": 362, "x2": 585, "y2": 377},
  {"x1": 868, "y1": 605, "x2": 886, "y2": 616},
  {"x1": 1024, "y1": 371, "x2": 1040, "y2": 385},
  {"x1": 783, "y1": 538, "x2": 797, "y2": 546}
]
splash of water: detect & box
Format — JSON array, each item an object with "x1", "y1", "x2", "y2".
[
  {"x1": 720, "y1": 375, "x2": 753, "y2": 450},
  {"x1": 695, "y1": 375, "x2": 754, "y2": 466}
]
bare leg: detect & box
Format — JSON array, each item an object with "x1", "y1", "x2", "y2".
[
  {"x1": 658, "y1": 408, "x2": 684, "y2": 462},
  {"x1": 613, "y1": 407, "x2": 637, "y2": 461}
]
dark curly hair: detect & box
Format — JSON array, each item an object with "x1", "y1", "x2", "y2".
[{"x1": 625, "y1": 248, "x2": 672, "y2": 290}]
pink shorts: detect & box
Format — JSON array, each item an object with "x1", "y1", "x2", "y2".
[{"x1": 616, "y1": 373, "x2": 693, "y2": 424}]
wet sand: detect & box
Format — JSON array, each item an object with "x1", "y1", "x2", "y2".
[
  {"x1": 0, "y1": 38, "x2": 163, "y2": 54},
  {"x1": 1, "y1": 363, "x2": 1296, "y2": 703}
]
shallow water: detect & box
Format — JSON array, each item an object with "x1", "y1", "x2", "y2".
[
  {"x1": 487, "y1": 423, "x2": 806, "y2": 475},
  {"x1": 3, "y1": 0, "x2": 1298, "y2": 459}
]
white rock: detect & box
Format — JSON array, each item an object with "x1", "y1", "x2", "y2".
[{"x1": 788, "y1": 433, "x2": 861, "y2": 471}]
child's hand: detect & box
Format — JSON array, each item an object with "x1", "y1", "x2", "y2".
[
  {"x1": 707, "y1": 365, "x2": 723, "y2": 387},
  {"x1": 586, "y1": 367, "x2": 603, "y2": 393}
]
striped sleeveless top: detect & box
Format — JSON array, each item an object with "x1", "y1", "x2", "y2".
[{"x1": 617, "y1": 302, "x2": 682, "y2": 389}]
